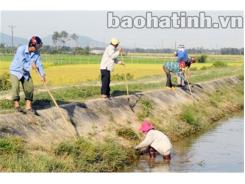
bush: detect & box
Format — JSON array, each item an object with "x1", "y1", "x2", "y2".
[
  {"x1": 98, "y1": 139, "x2": 132, "y2": 172},
  {"x1": 238, "y1": 74, "x2": 244, "y2": 81},
  {"x1": 0, "y1": 73, "x2": 11, "y2": 91},
  {"x1": 212, "y1": 61, "x2": 228, "y2": 67},
  {"x1": 54, "y1": 141, "x2": 75, "y2": 156},
  {"x1": 180, "y1": 108, "x2": 199, "y2": 126},
  {"x1": 116, "y1": 128, "x2": 139, "y2": 140},
  {"x1": 0, "y1": 137, "x2": 25, "y2": 155},
  {"x1": 197, "y1": 55, "x2": 208, "y2": 63}
]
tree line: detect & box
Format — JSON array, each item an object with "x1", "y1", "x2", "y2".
[{"x1": 0, "y1": 33, "x2": 244, "y2": 55}]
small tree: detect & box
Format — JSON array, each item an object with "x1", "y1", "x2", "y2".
[
  {"x1": 52, "y1": 31, "x2": 60, "y2": 49},
  {"x1": 60, "y1": 31, "x2": 69, "y2": 47},
  {"x1": 197, "y1": 55, "x2": 208, "y2": 63},
  {"x1": 84, "y1": 46, "x2": 90, "y2": 55},
  {"x1": 0, "y1": 43, "x2": 5, "y2": 48}
]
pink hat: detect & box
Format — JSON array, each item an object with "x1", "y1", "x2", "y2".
[{"x1": 139, "y1": 120, "x2": 154, "y2": 133}]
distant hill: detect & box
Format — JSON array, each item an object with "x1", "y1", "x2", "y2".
[
  {"x1": 42, "y1": 35, "x2": 106, "y2": 48},
  {"x1": 0, "y1": 33, "x2": 106, "y2": 48},
  {"x1": 0, "y1": 33, "x2": 28, "y2": 46}
]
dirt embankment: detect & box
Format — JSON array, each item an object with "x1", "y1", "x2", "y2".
[{"x1": 0, "y1": 76, "x2": 243, "y2": 147}]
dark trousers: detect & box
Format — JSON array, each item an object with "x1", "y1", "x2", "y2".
[
  {"x1": 101, "y1": 69, "x2": 111, "y2": 96},
  {"x1": 163, "y1": 67, "x2": 172, "y2": 88}
]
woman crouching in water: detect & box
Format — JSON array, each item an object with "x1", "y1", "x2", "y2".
[{"x1": 135, "y1": 120, "x2": 172, "y2": 160}]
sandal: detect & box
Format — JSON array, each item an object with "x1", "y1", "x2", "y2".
[
  {"x1": 15, "y1": 107, "x2": 26, "y2": 114},
  {"x1": 26, "y1": 108, "x2": 40, "y2": 116}
]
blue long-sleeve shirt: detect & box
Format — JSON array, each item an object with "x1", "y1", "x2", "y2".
[
  {"x1": 175, "y1": 49, "x2": 188, "y2": 62},
  {"x1": 10, "y1": 45, "x2": 45, "y2": 80}
]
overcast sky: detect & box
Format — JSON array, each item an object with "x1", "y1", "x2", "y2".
[{"x1": 0, "y1": 11, "x2": 243, "y2": 49}]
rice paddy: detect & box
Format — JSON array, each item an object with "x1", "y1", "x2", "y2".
[{"x1": 0, "y1": 53, "x2": 243, "y2": 86}]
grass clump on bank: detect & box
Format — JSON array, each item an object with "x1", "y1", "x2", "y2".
[
  {"x1": 0, "y1": 137, "x2": 137, "y2": 172},
  {"x1": 0, "y1": 137, "x2": 25, "y2": 155},
  {"x1": 180, "y1": 107, "x2": 199, "y2": 126},
  {"x1": 0, "y1": 136, "x2": 71, "y2": 172},
  {"x1": 136, "y1": 99, "x2": 154, "y2": 121},
  {"x1": 54, "y1": 138, "x2": 137, "y2": 172},
  {"x1": 116, "y1": 128, "x2": 139, "y2": 141},
  {"x1": 169, "y1": 80, "x2": 243, "y2": 140},
  {"x1": 0, "y1": 99, "x2": 14, "y2": 110},
  {"x1": 146, "y1": 76, "x2": 243, "y2": 142},
  {"x1": 0, "y1": 73, "x2": 11, "y2": 91}
]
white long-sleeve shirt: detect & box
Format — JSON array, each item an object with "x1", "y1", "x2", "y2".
[
  {"x1": 100, "y1": 44, "x2": 120, "y2": 71},
  {"x1": 135, "y1": 129, "x2": 172, "y2": 156}
]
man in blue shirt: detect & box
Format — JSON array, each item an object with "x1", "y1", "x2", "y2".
[
  {"x1": 9, "y1": 36, "x2": 45, "y2": 114},
  {"x1": 175, "y1": 44, "x2": 188, "y2": 63}
]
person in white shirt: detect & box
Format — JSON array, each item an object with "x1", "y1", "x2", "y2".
[
  {"x1": 100, "y1": 38, "x2": 124, "y2": 98},
  {"x1": 135, "y1": 120, "x2": 172, "y2": 160}
]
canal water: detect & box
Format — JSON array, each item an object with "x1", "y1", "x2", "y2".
[{"x1": 134, "y1": 115, "x2": 244, "y2": 172}]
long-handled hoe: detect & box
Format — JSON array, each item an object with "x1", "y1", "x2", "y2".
[
  {"x1": 35, "y1": 70, "x2": 78, "y2": 141},
  {"x1": 184, "y1": 69, "x2": 194, "y2": 101},
  {"x1": 120, "y1": 52, "x2": 129, "y2": 100},
  {"x1": 120, "y1": 52, "x2": 137, "y2": 112}
]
